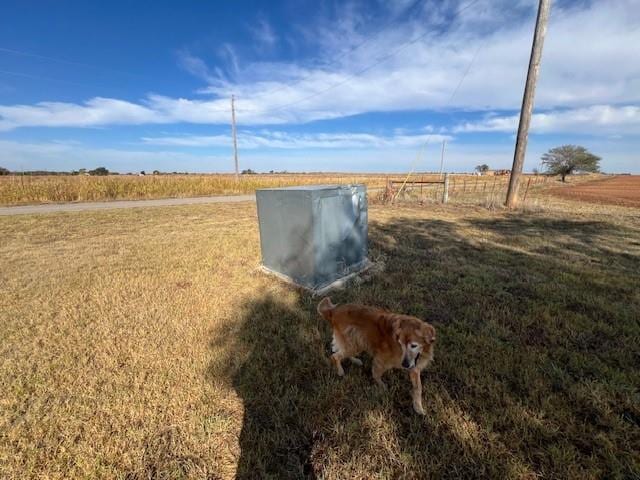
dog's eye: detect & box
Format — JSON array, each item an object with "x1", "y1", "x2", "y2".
[{"x1": 410, "y1": 343, "x2": 419, "y2": 349}]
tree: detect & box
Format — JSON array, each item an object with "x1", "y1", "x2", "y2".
[
  {"x1": 88, "y1": 167, "x2": 109, "y2": 176},
  {"x1": 241, "y1": 168, "x2": 257, "y2": 175},
  {"x1": 475, "y1": 164, "x2": 490, "y2": 174},
  {"x1": 0, "y1": 166, "x2": 10, "y2": 176},
  {"x1": 153, "y1": 170, "x2": 160, "y2": 175},
  {"x1": 541, "y1": 145, "x2": 600, "y2": 182}
]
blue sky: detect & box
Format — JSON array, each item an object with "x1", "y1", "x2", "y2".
[{"x1": 0, "y1": 0, "x2": 638, "y2": 173}]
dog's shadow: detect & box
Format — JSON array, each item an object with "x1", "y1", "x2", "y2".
[{"x1": 209, "y1": 293, "x2": 414, "y2": 479}]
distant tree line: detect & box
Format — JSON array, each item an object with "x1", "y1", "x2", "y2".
[
  {"x1": 0, "y1": 167, "x2": 115, "y2": 176},
  {"x1": 0, "y1": 147, "x2": 604, "y2": 181}
]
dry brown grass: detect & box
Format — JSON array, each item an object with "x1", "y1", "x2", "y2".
[
  {"x1": 1, "y1": 194, "x2": 639, "y2": 479},
  {"x1": 0, "y1": 173, "x2": 390, "y2": 206}
]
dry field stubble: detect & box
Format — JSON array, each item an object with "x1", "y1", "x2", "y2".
[
  {"x1": 1, "y1": 196, "x2": 639, "y2": 479},
  {"x1": 0, "y1": 174, "x2": 389, "y2": 206}
]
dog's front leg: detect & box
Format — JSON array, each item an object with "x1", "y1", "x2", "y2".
[
  {"x1": 409, "y1": 369, "x2": 425, "y2": 415},
  {"x1": 371, "y1": 359, "x2": 387, "y2": 387},
  {"x1": 331, "y1": 352, "x2": 345, "y2": 376}
]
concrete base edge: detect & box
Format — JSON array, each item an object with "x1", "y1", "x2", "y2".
[{"x1": 258, "y1": 259, "x2": 374, "y2": 296}]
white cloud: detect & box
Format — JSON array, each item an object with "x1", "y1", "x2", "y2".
[
  {"x1": 0, "y1": 140, "x2": 233, "y2": 173},
  {"x1": 141, "y1": 130, "x2": 452, "y2": 149},
  {"x1": 0, "y1": 97, "x2": 159, "y2": 130},
  {"x1": 2, "y1": 136, "x2": 637, "y2": 173},
  {"x1": 0, "y1": 0, "x2": 638, "y2": 131},
  {"x1": 0, "y1": 138, "x2": 498, "y2": 173},
  {"x1": 454, "y1": 105, "x2": 640, "y2": 135},
  {"x1": 250, "y1": 17, "x2": 278, "y2": 50},
  {"x1": 176, "y1": 49, "x2": 218, "y2": 84}
]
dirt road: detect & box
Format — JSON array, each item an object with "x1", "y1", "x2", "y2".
[{"x1": 0, "y1": 194, "x2": 256, "y2": 216}]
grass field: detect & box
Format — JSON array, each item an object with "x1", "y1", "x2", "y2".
[
  {"x1": 1, "y1": 193, "x2": 639, "y2": 478},
  {"x1": 0, "y1": 173, "x2": 391, "y2": 205},
  {"x1": 0, "y1": 172, "x2": 555, "y2": 206}
]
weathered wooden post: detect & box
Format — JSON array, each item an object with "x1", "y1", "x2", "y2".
[
  {"x1": 442, "y1": 173, "x2": 449, "y2": 204},
  {"x1": 505, "y1": 0, "x2": 551, "y2": 208},
  {"x1": 523, "y1": 177, "x2": 532, "y2": 203}
]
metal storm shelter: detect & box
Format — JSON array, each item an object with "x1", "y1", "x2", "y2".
[{"x1": 256, "y1": 184, "x2": 369, "y2": 293}]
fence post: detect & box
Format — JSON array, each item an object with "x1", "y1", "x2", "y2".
[
  {"x1": 523, "y1": 177, "x2": 532, "y2": 203},
  {"x1": 442, "y1": 173, "x2": 449, "y2": 204}
]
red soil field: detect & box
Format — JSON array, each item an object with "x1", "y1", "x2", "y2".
[{"x1": 549, "y1": 175, "x2": 640, "y2": 207}]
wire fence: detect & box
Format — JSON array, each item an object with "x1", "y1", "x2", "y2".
[{"x1": 377, "y1": 174, "x2": 555, "y2": 208}]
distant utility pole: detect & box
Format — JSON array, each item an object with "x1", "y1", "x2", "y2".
[
  {"x1": 439, "y1": 139, "x2": 446, "y2": 178},
  {"x1": 231, "y1": 94, "x2": 239, "y2": 180},
  {"x1": 505, "y1": 0, "x2": 551, "y2": 208}
]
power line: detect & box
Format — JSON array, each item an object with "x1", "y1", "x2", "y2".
[
  {"x1": 391, "y1": 4, "x2": 489, "y2": 195},
  {"x1": 446, "y1": 43, "x2": 482, "y2": 105},
  {"x1": 235, "y1": 0, "x2": 483, "y2": 115},
  {"x1": 0, "y1": 69, "x2": 100, "y2": 88},
  {"x1": 245, "y1": 0, "x2": 428, "y2": 101},
  {"x1": 0, "y1": 47, "x2": 144, "y2": 78}
]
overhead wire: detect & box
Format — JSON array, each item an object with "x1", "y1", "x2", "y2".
[
  {"x1": 0, "y1": 47, "x2": 145, "y2": 78},
  {"x1": 391, "y1": 41, "x2": 483, "y2": 202},
  {"x1": 1, "y1": 0, "x2": 486, "y2": 145},
  {"x1": 241, "y1": 0, "x2": 428, "y2": 102},
  {"x1": 235, "y1": 0, "x2": 483, "y2": 114}
]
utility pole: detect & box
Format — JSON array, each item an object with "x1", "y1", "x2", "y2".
[
  {"x1": 231, "y1": 94, "x2": 239, "y2": 180},
  {"x1": 439, "y1": 139, "x2": 446, "y2": 178},
  {"x1": 505, "y1": 0, "x2": 551, "y2": 208}
]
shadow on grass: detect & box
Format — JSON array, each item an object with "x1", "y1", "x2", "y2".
[{"x1": 209, "y1": 212, "x2": 640, "y2": 479}]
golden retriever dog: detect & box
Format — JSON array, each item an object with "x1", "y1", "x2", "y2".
[{"x1": 317, "y1": 297, "x2": 436, "y2": 415}]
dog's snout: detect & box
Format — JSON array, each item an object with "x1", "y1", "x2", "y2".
[{"x1": 402, "y1": 357, "x2": 411, "y2": 369}]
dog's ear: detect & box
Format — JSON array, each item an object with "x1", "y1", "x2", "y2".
[{"x1": 421, "y1": 323, "x2": 436, "y2": 345}]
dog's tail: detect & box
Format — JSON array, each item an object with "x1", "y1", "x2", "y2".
[{"x1": 317, "y1": 297, "x2": 336, "y2": 322}]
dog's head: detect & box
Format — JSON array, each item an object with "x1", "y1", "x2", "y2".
[{"x1": 393, "y1": 317, "x2": 436, "y2": 369}]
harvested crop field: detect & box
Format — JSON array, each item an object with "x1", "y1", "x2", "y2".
[
  {"x1": 1, "y1": 197, "x2": 639, "y2": 479},
  {"x1": 549, "y1": 175, "x2": 640, "y2": 207},
  {"x1": 0, "y1": 174, "x2": 391, "y2": 206}
]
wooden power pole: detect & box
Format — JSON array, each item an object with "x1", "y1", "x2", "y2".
[
  {"x1": 231, "y1": 95, "x2": 239, "y2": 180},
  {"x1": 505, "y1": 0, "x2": 551, "y2": 208}
]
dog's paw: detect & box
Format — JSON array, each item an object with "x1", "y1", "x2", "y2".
[
  {"x1": 374, "y1": 379, "x2": 387, "y2": 389},
  {"x1": 413, "y1": 402, "x2": 425, "y2": 415},
  {"x1": 350, "y1": 357, "x2": 363, "y2": 366}
]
